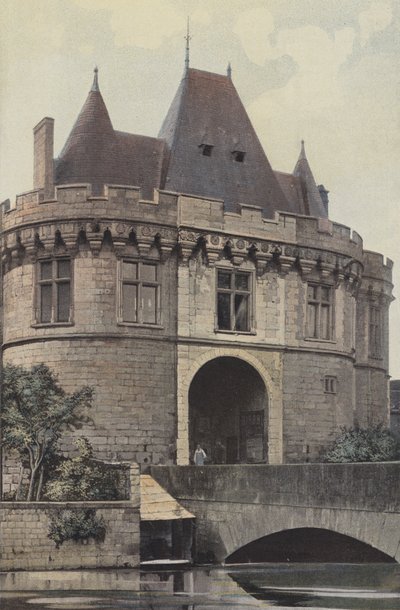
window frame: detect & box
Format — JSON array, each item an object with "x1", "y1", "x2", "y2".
[
  {"x1": 33, "y1": 257, "x2": 73, "y2": 326},
  {"x1": 118, "y1": 258, "x2": 162, "y2": 327},
  {"x1": 232, "y1": 150, "x2": 246, "y2": 163},
  {"x1": 306, "y1": 282, "x2": 335, "y2": 341},
  {"x1": 215, "y1": 267, "x2": 254, "y2": 334},
  {"x1": 324, "y1": 375, "x2": 337, "y2": 394},
  {"x1": 199, "y1": 143, "x2": 214, "y2": 157},
  {"x1": 368, "y1": 304, "x2": 382, "y2": 359}
]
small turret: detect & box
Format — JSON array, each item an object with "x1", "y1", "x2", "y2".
[
  {"x1": 293, "y1": 140, "x2": 328, "y2": 218},
  {"x1": 55, "y1": 67, "x2": 116, "y2": 195}
]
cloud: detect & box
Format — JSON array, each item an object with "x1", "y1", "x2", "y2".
[
  {"x1": 233, "y1": 8, "x2": 276, "y2": 65},
  {"x1": 73, "y1": 0, "x2": 187, "y2": 49},
  {"x1": 358, "y1": 2, "x2": 393, "y2": 46}
]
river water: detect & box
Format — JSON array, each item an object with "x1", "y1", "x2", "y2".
[{"x1": 1, "y1": 564, "x2": 400, "y2": 610}]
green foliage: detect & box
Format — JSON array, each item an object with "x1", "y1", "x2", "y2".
[
  {"x1": 1, "y1": 363, "x2": 93, "y2": 500},
  {"x1": 323, "y1": 424, "x2": 400, "y2": 463},
  {"x1": 48, "y1": 509, "x2": 105, "y2": 548},
  {"x1": 45, "y1": 437, "x2": 123, "y2": 501}
]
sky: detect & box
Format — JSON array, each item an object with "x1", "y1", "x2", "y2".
[{"x1": 0, "y1": 0, "x2": 399, "y2": 377}]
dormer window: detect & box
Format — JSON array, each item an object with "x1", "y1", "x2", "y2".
[
  {"x1": 199, "y1": 143, "x2": 213, "y2": 157},
  {"x1": 232, "y1": 150, "x2": 245, "y2": 163}
]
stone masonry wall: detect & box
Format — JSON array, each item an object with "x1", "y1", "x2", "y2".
[
  {"x1": 4, "y1": 339, "x2": 176, "y2": 467},
  {"x1": 2, "y1": 243, "x2": 179, "y2": 474},
  {"x1": 0, "y1": 464, "x2": 140, "y2": 570},
  {"x1": 282, "y1": 352, "x2": 355, "y2": 462},
  {"x1": 0, "y1": 502, "x2": 139, "y2": 571}
]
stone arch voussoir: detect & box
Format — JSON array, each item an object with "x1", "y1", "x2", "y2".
[{"x1": 176, "y1": 347, "x2": 282, "y2": 465}]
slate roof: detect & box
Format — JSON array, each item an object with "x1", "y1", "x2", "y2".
[
  {"x1": 293, "y1": 141, "x2": 328, "y2": 218},
  {"x1": 159, "y1": 68, "x2": 294, "y2": 217},
  {"x1": 274, "y1": 171, "x2": 307, "y2": 215},
  {"x1": 55, "y1": 73, "x2": 166, "y2": 198},
  {"x1": 54, "y1": 68, "x2": 328, "y2": 218},
  {"x1": 140, "y1": 475, "x2": 195, "y2": 521}
]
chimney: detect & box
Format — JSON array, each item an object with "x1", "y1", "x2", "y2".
[{"x1": 33, "y1": 117, "x2": 54, "y2": 197}]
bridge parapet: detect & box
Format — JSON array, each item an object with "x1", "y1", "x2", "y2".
[
  {"x1": 151, "y1": 463, "x2": 400, "y2": 513},
  {"x1": 151, "y1": 463, "x2": 400, "y2": 563}
]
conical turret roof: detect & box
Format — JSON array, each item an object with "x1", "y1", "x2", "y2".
[
  {"x1": 293, "y1": 141, "x2": 327, "y2": 218},
  {"x1": 55, "y1": 69, "x2": 166, "y2": 197},
  {"x1": 55, "y1": 69, "x2": 117, "y2": 195},
  {"x1": 159, "y1": 68, "x2": 294, "y2": 217}
]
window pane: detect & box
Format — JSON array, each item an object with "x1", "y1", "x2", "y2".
[
  {"x1": 235, "y1": 273, "x2": 249, "y2": 291},
  {"x1": 122, "y1": 283, "x2": 138, "y2": 322},
  {"x1": 40, "y1": 285, "x2": 52, "y2": 323},
  {"x1": 321, "y1": 286, "x2": 330, "y2": 302},
  {"x1": 40, "y1": 261, "x2": 53, "y2": 281},
  {"x1": 142, "y1": 285, "x2": 157, "y2": 324},
  {"x1": 308, "y1": 285, "x2": 317, "y2": 301},
  {"x1": 307, "y1": 303, "x2": 317, "y2": 337},
  {"x1": 57, "y1": 260, "x2": 70, "y2": 279},
  {"x1": 217, "y1": 292, "x2": 231, "y2": 330},
  {"x1": 321, "y1": 304, "x2": 330, "y2": 339},
  {"x1": 217, "y1": 271, "x2": 231, "y2": 289},
  {"x1": 141, "y1": 264, "x2": 157, "y2": 282},
  {"x1": 57, "y1": 282, "x2": 70, "y2": 322},
  {"x1": 122, "y1": 261, "x2": 137, "y2": 280},
  {"x1": 235, "y1": 294, "x2": 249, "y2": 331}
]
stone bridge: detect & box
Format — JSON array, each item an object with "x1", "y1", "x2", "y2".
[{"x1": 151, "y1": 462, "x2": 400, "y2": 563}]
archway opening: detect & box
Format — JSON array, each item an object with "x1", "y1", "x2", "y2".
[
  {"x1": 189, "y1": 357, "x2": 268, "y2": 464},
  {"x1": 225, "y1": 528, "x2": 396, "y2": 564}
]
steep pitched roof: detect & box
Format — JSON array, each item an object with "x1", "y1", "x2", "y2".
[
  {"x1": 293, "y1": 141, "x2": 328, "y2": 218},
  {"x1": 55, "y1": 71, "x2": 166, "y2": 198},
  {"x1": 274, "y1": 171, "x2": 307, "y2": 215},
  {"x1": 54, "y1": 68, "x2": 329, "y2": 218},
  {"x1": 140, "y1": 475, "x2": 195, "y2": 521},
  {"x1": 158, "y1": 68, "x2": 294, "y2": 217}
]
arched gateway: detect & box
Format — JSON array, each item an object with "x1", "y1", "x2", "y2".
[{"x1": 189, "y1": 357, "x2": 268, "y2": 464}]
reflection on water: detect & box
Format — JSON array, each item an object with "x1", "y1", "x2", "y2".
[{"x1": 1, "y1": 564, "x2": 400, "y2": 610}]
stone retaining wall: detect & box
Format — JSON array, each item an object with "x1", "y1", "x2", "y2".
[
  {"x1": 0, "y1": 502, "x2": 139, "y2": 571},
  {"x1": 0, "y1": 464, "x2": 140, "y2": 571}
]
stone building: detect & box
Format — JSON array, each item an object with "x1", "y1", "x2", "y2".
[
  {"x1": 390, "y1": 379, "x2": 400, "y2": 440},
  {"x1": 1, "y1": 63, "x2": 393, "y2": 490}
]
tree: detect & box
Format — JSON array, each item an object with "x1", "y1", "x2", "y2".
[
  {"x1": 1, "y1": 363, "x2": 93, "y2": 501},
  {"x1": 323, "y1": 424, "x2": 400, "y2": 463}
]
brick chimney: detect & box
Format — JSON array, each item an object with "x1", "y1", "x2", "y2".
[{"x1": 33, "y1": 117, "x2": 54, "y2": 197}]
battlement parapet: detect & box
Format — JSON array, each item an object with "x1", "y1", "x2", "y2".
[
  {"x1": 5, "y1": 185, "x2": 365, "y2": 261},
  {"x1": 177, "y1": 195, "x2": 364, "y2": 263},
  {"x1": 2, "y1": 186, "x2": 383, "y2": 291},
  {"x1": 4, "y1": 185, "x2": 179, "y2": 232},
  {"x1": 362, "y1": 250, "x2": 394, "y2": 287}
]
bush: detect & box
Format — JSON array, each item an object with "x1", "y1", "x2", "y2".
[
  {"x1": 44, "y1": 437, "x2": 123, "y2": 501},
  {"x1": 48, "y1": 509, "x2": 105, "y2": 548},
  {"x1": 323, "y1": 424, "x2": 400, "y2": 463}
]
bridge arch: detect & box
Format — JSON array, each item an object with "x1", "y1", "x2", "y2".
[
  {"x1": 203, "y1": 503, "x2": 400, "y2": 564},
  {"x1": 176, "y1": 347, "x2": 282, "y2": 465},
  {"x1": 225, "y1": 527, "x2": 396, "y2": 563}
]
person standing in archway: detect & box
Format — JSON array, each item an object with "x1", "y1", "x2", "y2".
[{"x1": 194, "y1": 444, "x2": 207, "y2": 466}]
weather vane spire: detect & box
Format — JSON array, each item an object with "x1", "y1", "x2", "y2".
[
  {"x1": 91, "y1": 66, "x2": 99, "y2": 92},
  {"x1": 185, "y1": 17, "x2": 191, "y2": 72},
  {"x1": 227, "y1": 62, "x2": 232, "y2": 79}
]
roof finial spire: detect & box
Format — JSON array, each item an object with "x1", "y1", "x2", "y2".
[
  {"x1": 300, "y1": 139, "x2": 306, "y2": 159},
  {"x1": 227, "y1": 62, "x2": 232, "y2": 79},
  {"x1": 184, "y1": 17, "x2": 191, "y2": 73},
  {"x1": 91, "y1": 66, "x2": 99, "y2": 92}
]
